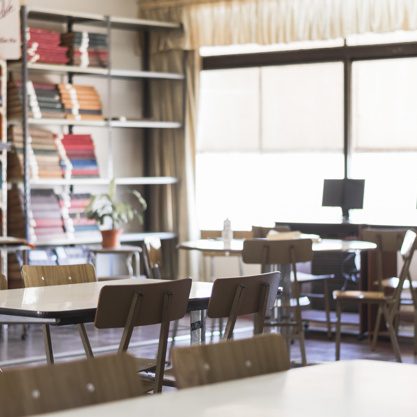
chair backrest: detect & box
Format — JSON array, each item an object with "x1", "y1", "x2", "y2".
[
  {"x1": 251, "y1": 225, "x2": 291, "y2": 238},
  {"x1": 172, "y1": 334, "x2": 289, "y2": 388},
  {"x1": 392, "y1": 229, "x2": 417, "y2": 302},
  {"x1": 0, "y1": 353, "x2": 144, "y2": 417},
  {"x1": 201, "y1": 230, "x2": 253, "y2": 239},
  {"x1": 208, "y1": 272, "x2": 280, "y2": 339},
  {"x1": 0, "y1": 273, "x2": 7, "y2": 290},
  {"x1": 21, "y1": 264, "x2": 97, "y2": 287},
  {"x1": 361, "y1": 228, "x2": 407, "y2": 289},
  {"x1": 95, "y1": 278, "x2": 192, "y2": 329},
  {"x1": 142, "y1": 237, "x2": 162, "y2": 279},
  {"x1": 242, "y1": 239, "x2": 313, "y2": 266}
]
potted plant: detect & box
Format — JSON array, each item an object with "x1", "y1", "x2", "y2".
[{"x1": 85, "y1": 179, "x2": 147, "y2": 248}]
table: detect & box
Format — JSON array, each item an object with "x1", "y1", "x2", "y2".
[
  {"x1": 178, "y1": 238, "x2": 377, "y2": 254},
  {"x1": 179, "y1": 238, "x2": 377, "y2": 334},
  {"x1": 0, "y1": 278, "x2": 213, "y2": 345},
  {"x1": 37, "y1": 360, "x2": 417, "y2": 417}
]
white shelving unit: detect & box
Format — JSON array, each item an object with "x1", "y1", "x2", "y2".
[{"x1": 8, "y1": 6, "x2": 185, "y2": 253}]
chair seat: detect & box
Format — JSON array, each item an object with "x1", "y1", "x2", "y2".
[
  {"x1": 293, "y1": 272, "x2": 335, "y2": 283},
  {"x1": 97, "y1": 275, "x2": 134, "y2": 282},
  {"x1": 275, "y1": 296, "x2": 310, "y2": 308},
  {"x1": 135, "y1": 357, "x2": 157, "y2": 372},
  {"x1": 333, "y1": 290, "x2": 385, "y2": 301},
  {"x1": 382, "y1": 277, "x2": 417, "y2": 290}
]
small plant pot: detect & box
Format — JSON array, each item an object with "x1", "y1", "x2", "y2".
[{"x1": 101, "y1": 229, "x2": 122, "y2": 248}]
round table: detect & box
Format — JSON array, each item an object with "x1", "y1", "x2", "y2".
[{"x1": 178, "y1": 238, "x2": 377, "y2": 254}]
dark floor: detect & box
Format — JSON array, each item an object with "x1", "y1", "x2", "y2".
[{"x1": 1, "y1": 316, "x2": 417, "y2": 372}]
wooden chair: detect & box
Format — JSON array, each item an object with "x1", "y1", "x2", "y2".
[
  {"x1": 333, "y1": 229, "x2": 417, "y2": 362},
  {"x1": 21, "y1": 264, "x2": 97, "y2": 364},
  {"x1": 0, "y1": 273, "x2": 7, "y2": 290},
  {"x1": 200, "y1": 230, "x2": 253, "y2": 279},
  {"x1": 142, "y1": 237, "x2": 162, "y2": 279},
  {"x1": 172, "y1": 333, "x2": 289, "y2": 388},
  {"x1": 0, "y1": 353, "x2": 144, "y2": 417},
  {"x1": 251, "y1": 225, "x2": 291, "y2": 238},
  {"x1": 242, "y1": 239, "x2": 315, "y2": 365},
  {"x1": 93, "y1": 278, "x2": 192, "y2": 393},
  {"x1": 208, "y1": 271, "x2": 281, "y2": 339}
]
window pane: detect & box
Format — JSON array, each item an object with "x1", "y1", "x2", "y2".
[
  {"x1": 352, "y1": 58, "x2": 417, "y2": 150},
  {"x1": 196, "y1": 152, "x2": 344, "y2": 230},
  {"x1": 350, "y1": 153, "x2": 417, "y2": 224},
  {"x1": 261, "y1": 63, "x2": 343, "y2": 151},
  {"x1": 197, "y1": 68, "x2": 260, "y2": 152}
]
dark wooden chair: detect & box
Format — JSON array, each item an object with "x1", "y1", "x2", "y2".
[
  {"x1": 243, "y1": 239, "x2": 317, "y2": 365},
  {"x1": 172, "y1": 333, "x2": 289, "y2": 388},
  {"x1": 21, "y1": 264, "x2": 97, "y2": 364},
  {"x1": 93, "y1": 278, "x2": 192, "y2": 393},
  {"x1": 0, "y1": 353, "x2": 144, "y2": 417},
  {"x1": 208, "y1": 271, "x2": 281, "y2": 339},
  {"x1": 142, "y1": 237, "x2": 162, "y2": 279},
  {"x1": 333, "y1": 229, "x2": 417, "y2": 362}
]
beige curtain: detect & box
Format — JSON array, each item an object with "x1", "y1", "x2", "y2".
[
  {"x1": 140, "y1": 0, "x2": 417, "y2": 277},
  {"x1": 141, "y1": 0, "x2": 417, "y2": 49}
]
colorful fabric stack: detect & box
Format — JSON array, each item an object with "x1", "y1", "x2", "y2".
[
  {"x1": 66, "y1": 193, "x2": 99, "y2": 236},
  {"x1": 60, "y1": 134, "x2": 99, "y2": 177},
  {"x1": 8, "y1": 126, "x2": 65, "y2": 180},
  {"x1": 8, "y1": 80, "x2": 65, "y2": 119},
  {"x1": 58, "y1": 83, "x2": 103, "y2": 121},
  {"x1": 61, "y1": 32, "x2": 108, "y2": 68},
  {"x1": 27, "y1": 28, "x2": 69, "y2": 65}
]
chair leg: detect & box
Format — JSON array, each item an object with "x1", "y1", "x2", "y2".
[
  {"x1": 382, "y1": 304, "x2": 402, "y2": 363},
  {"x1": 298, "y1": 325, "x2": 307, "y2": 366},
  {"x1": 42, "y1": 324, "x2": 54, "y2": 364},
  {"x1": 335, "y1": 299, "x2": 342, "y2": 361},
  {"x1": 371, "y1": 304, "x2": 382, "y2": 352},
  {"x1": 78, "y1": 323, "x2": 93, "y2": 358},
  {"x1": 323, "y1": 280, "x2": 332, "y2": 339}
]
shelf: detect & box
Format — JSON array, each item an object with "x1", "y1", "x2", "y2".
[
  {"x1": 34, "y1": 231, "x2": 177, "y2": 246},
  {"x1": 26, "y1": 7, "x2": 181, "y2": 31},
  {"x1": 8, "y1": 119, "x2": 182, "y2": 129},
  {"x1": 8, "y1": 63, "x2": 184, "y2": 81},
  {"x1": 28, "y1": 177, "x2": 178, "y2": 187}
]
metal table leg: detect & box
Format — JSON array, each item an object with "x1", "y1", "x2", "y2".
[{"x1": 190, "y1": 309, "x2": 206, "y2": 345}]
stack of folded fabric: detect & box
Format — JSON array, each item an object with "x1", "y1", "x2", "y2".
[
  {"x1": 58, "y1": 83, "x2": 103, "y2": 120},
  {"x1": 8, "y1": 80, "x2": 65, "y2": 119},
  {"x1": 61, "y1": 32, "x2": 108, "y2": 68},
  {"x1": 60, "y1": 133, "x2": 99, "y2": 177},
  {"x1": 27, "y1": 27, "x2": 69, "y2": 65},
  {"x1": 8, "y1": 126, "x2": 64, "y2": 180},
  {"x1": 65, "y1": 193, "x2": 99, "y2": 237}
]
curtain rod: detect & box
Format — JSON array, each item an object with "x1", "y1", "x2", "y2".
[{"x1": 140, "y1": 0, "x2": 250, "y2": 11}]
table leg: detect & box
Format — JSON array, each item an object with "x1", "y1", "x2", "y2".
[
  {"x1": 190, "y1": 309, "x2": 206, "y2": 345},
  {"x1": 134, "y1": 252, "x2": 140, "y2": 278},
  {"x1": 43, "y1": 324, "x2": 54, "y2": 364}
]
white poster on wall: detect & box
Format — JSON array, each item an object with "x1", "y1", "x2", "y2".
[{"x1": 0, "y1": 0, "x2": 21, "y2": 60}]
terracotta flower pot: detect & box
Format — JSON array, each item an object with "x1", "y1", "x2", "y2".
[{"x1": 101, "y1": 229, "x2": 122, "y2": 248}]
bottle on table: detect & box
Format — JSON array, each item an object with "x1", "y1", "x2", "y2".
[{"x1": 222, "y1": 218, "x2": 233, "y2": 248}]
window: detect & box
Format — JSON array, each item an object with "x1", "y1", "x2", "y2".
[
  {"x1": 350, "y1": 58, "x2": 417, "y2": 223},
  {"x1": 196, "y1": 63, "x2": 344, "y2": 230}
]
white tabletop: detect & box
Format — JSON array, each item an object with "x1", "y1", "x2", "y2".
[
  {"x1": 179, "y1": 238, "x2": 377, "y2": 254},
  {"x1": 37, "y1": 360, "x2": 417, "y2": 417},
  {"x1": 0, "y1": 278, "x2": 213, "y2": 321}
]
